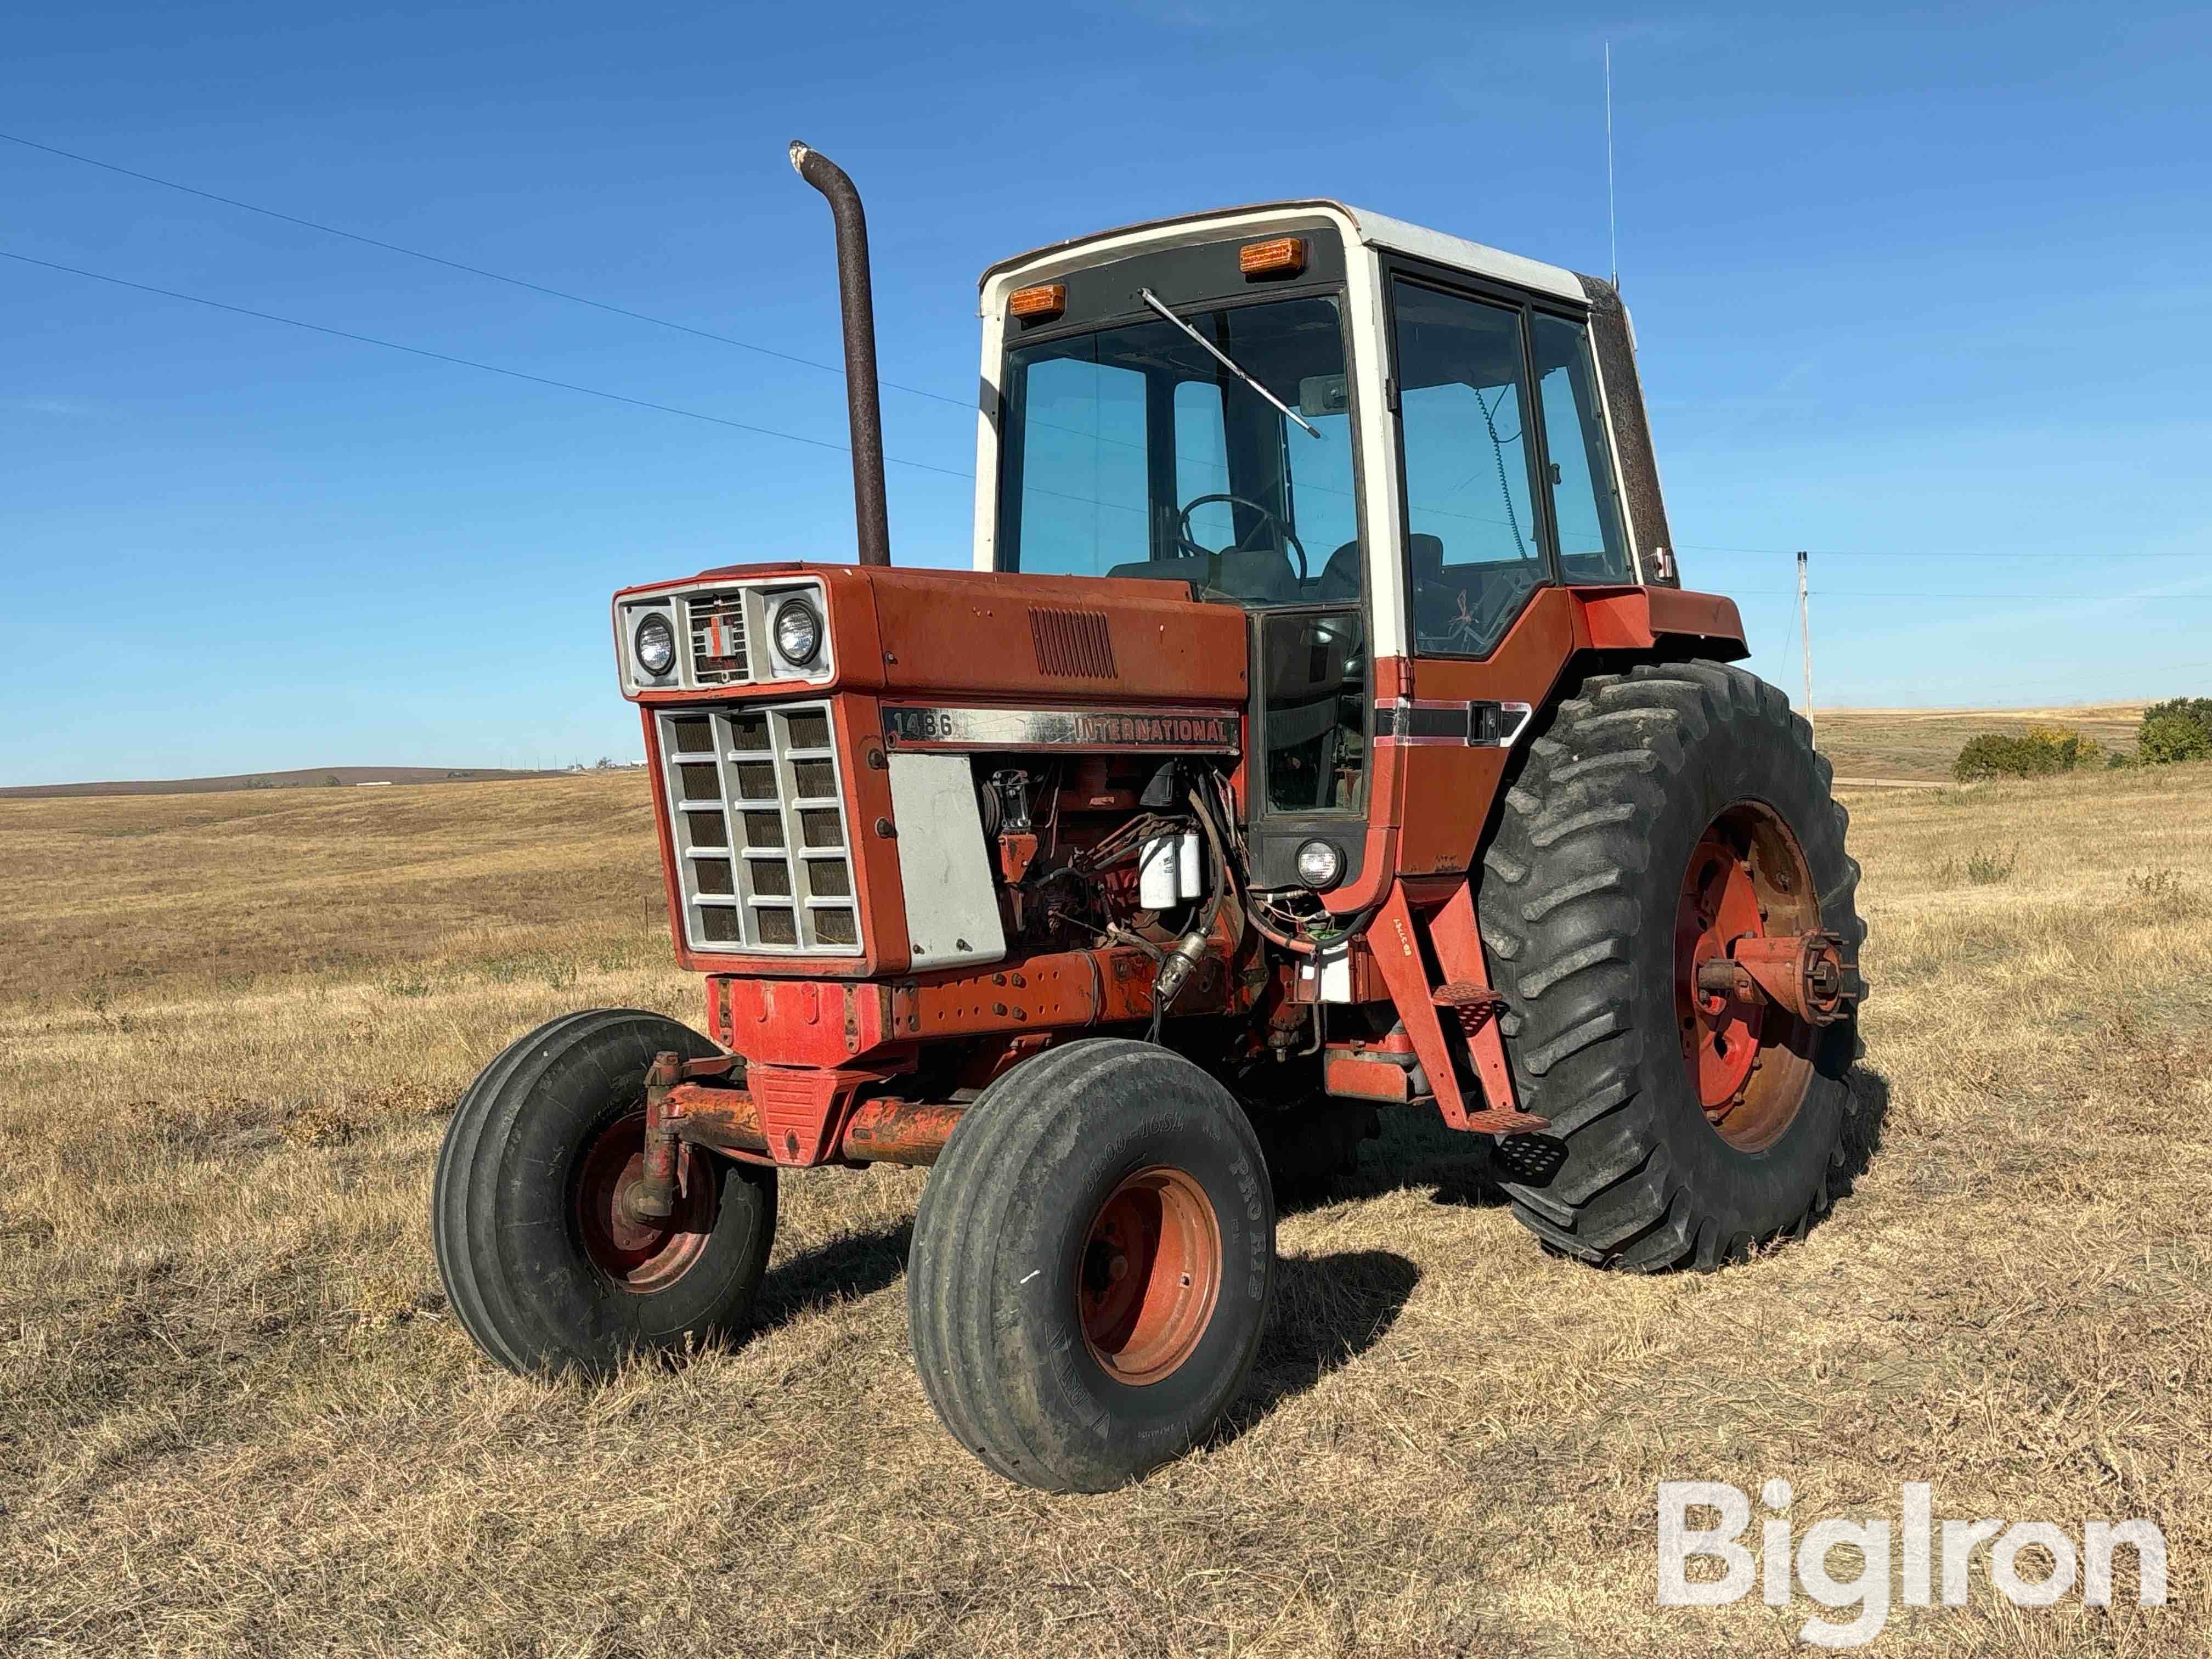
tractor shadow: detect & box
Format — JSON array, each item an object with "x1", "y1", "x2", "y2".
[
  {"x1": 1217, "y1": 1248, "x2": 1421, "y2": 1443},
  {"x1": 1827, "y1": 1063, "x2": 1892, "y2": 1221},
  {"x1": 749, "y1": 1221, "x2": 913, "y2": 1338},
  {"x1": 1273, "y1": 1106, "x2": 1518, "y2": 1218},
  {"x1": 1324, "y1": 1060, "x2": 1894, "y2": 1249}
]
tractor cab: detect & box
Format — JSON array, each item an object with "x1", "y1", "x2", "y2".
[{"x1": 976, "y1": 202, "x2": 1682, "y2": 888}]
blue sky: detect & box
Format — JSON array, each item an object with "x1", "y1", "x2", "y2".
[{"x1": 3, "y1": 2, "x2": 2208, "y2": 785}]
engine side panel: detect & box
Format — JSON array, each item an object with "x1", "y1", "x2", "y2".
[{"x1": 885, "y1": 751, "x2": 1007, "y2": 970}]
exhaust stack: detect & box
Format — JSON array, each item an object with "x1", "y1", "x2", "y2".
[{"x1": 789, "y1": 141, "x2": 891, "y2": 568}]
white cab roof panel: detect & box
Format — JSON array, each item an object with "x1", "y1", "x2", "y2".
[
  {"x1": 1337, "y1": 203, "x2": 1587, "y2": 303},
  {"x1": 981, "y1": 199, "x2": 1588, "y2": 306}
]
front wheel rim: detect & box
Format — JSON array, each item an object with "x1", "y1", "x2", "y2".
[
  {"x1": 1673, "y1": 801, "x2": 1822, "y2": 1153},
  {"x1": 574, "y1": 1110, "x2": 716, "y2": 1294},
  {"x1": 1077, "y1": 1166, "x2": 1223, "y2": 1386}
]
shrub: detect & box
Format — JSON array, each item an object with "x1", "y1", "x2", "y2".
[
  {"x1": 2128, "y1": 868, "x2": 2209, "y2": 918},
  {"x1": 2058, "y1": 729, "x2": 2105, "y2": 769},
  {"x1": 1965, "y1": 846, "x2": 2019, "y2": 884},
  {"x1": 2138, "y1": 701, "x2": 2212, "y2": 765},
  {"x1": 1954, "y1": 734, "x2": 2030, "y2": 781},
  {"x1": 2142, "y1": 696, "x2": 2212, "y2": 729},
  {"x1": 1937, "y1": 845, "x2": 2019, "y2": 885},
  {"x1": 1952, "y1": 725, "x2": 2097, "y2": 782}
]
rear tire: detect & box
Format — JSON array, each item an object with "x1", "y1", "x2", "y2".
[
  {"x1": 1478, "y1": 661, "x2": 1865, "y2": 1270},
  {"x1": 907, "y1": 1039, "x2": 1274, "y2": 1492},
  {"x1": 432, "y1": 1009, "x2": 776, "y2": 1376}
]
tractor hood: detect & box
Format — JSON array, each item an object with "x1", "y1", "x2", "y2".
[{"x1": 612, "y1": 562, "x2": 1250, "y2": 709}]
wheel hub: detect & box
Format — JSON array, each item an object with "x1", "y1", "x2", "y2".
[
  {"x1": 1077, "y1": 1165, "x2": 1222, "y2": 1386},
  {"x1": 574, "y1": 1110, "x2": 716, "y2": 1294},
  {"x1": 1673, "y1": 802, "x2": 1829, "y2": 1152}
]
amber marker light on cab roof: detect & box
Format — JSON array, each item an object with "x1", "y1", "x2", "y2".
[
  {"x1": 1238, "y1": 236, "x2": 1307, "y2": 277},
  {"x1": 1008, "y1": 283, "x2": 1066, "y2": 320}
]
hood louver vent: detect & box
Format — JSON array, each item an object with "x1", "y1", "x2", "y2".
[{"x1": 1029, "y1": 607, "x2": 1118, "y2": 679}]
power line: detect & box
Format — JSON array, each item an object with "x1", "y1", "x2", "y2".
[
  {"x1": 1734, "y1": 589, "x2": 2212, "y2": 600},
  {"x1": 8, "y1": 244, "x2": 2205, "y2": 603},
  {"x1": 1843, "y1": 659, "x2": 2212, "y2": 697},
  {"x1": 7, "y1": 132, "x2": 2206, "y2": 576},
  {"x1": 1680, "y1": 541, "x2": 2194, "y2": 560},
  {"x1": 1, "y1": 128, "x2": 1244, "y2": 503},
  {"x1": 13, "y1": 132, "x2": 2210, "y2": 582},
  {"x1": 5, "y1": 146, "x2": 2206, "y2": 604},
  {"x1": 0, "y1": 128, "x2": 969, "y2": 410},
  {"x1": 0, "y1": 247, "x2": 1282, "y2": 530},
  {"x1": 0, "y1": 247, "x2": 976, "y2": 481}
]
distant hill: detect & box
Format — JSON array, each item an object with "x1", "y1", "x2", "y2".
[
  {"x1": 0, "y1": 764, "x2": 578, "y2": 800},
  {"x1": 1814, "y1": 701, "x2": 2146, "y2": 783},
  {"x1": 0, "y1": 702, "x2": 2159, "y2": 794}
]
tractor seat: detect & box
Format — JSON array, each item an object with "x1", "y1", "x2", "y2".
[
  {"x1": 1314, "y1": 533, "x2": 1445, "y2": 600},
  {"x1": 1106, "y1": 549, "x2": 1302, "y2": 605}
]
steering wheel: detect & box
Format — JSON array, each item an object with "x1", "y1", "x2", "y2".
[{"x1": 1173, "y1": 493, "x2": 1309, "y2": 585}]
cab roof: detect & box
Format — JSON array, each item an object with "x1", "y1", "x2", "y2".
[{"x1": 979, "y1": 199, "x2": 1589, "y2": 307}]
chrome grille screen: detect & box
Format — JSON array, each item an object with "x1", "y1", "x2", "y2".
[
  {"x1": 657, "y1": 702, "x2": 860, "y2": 954},
  {"x1": 684, "y1": 591, "x2": 750, "y2": 685}
]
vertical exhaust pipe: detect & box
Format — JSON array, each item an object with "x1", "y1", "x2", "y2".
[{"x1": 788, "y1": 141, "x2": 891, "y2": 567}]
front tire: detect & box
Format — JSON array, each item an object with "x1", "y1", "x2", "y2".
[
  {"x1": 907, "y1": 1039, "x2": 1275, "y2": 1493},
  {"x1": 1479, "y1": 661, "x2": 1865, "y2": 1271},
  {"x1": 432, "y1": 1009, "x2": 777, "y2": 1376}
]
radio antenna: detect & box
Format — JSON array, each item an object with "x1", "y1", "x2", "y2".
[{"x1": 1605, "y1": 42, "x2": 1618, "y2": 290}]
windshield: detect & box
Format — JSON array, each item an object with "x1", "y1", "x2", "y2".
[{"x1": 995, "y1": 295, "x2": 1358, "y2": 607}]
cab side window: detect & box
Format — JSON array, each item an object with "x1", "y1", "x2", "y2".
[
  {"x1": 1390, "y1": 280, "x2": 1547, "y2": 656},
  {"x1": 1531, "y1": 315, "x2": 1631, "y2": 583}
]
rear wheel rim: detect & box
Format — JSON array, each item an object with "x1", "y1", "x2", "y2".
[
  {"x1": 1673, "y1": 801, "x2": 1821, "y2": 1153},
  {"x1": 1077, "y1": 1165, "x2": 1222, "y2": 1386},
  {"x1": 574, "y1": 1110, "x2": 716, "y2": 1294}
]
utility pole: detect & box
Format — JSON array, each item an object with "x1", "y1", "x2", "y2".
[{"x1": 1797, "y1": 550, "x2": 1816, "y2": 746}]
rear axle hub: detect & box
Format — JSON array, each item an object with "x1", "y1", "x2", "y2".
[{"x1": 1672, "y1": 801, "x2": 1843, "y2": 1152}]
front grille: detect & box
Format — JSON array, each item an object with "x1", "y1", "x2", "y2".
[
  {"x1": 657, "y1": 701, "x2": 860, "y2": 955},
  {"x1": 684, "y1": 591, "x2": 749, "y2": 685}
]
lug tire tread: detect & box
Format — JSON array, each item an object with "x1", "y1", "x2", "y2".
[{"x1": 1478, "y1": 660, "x2": 1865, "y2": 1272}]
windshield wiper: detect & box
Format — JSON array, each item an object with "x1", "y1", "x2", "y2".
[{"x1": 1138, "y1": 288, "x2": 1321, "y2": 438}]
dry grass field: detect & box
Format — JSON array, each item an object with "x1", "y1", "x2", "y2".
[
  {"x1": 3, "y1": 756, "x2": 2209, "y2": 1656},
  {"x1": 1813, "y1": 702, "x2": 2148, "y2": 783}
]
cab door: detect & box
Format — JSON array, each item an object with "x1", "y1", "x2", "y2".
[{"x1": 1378, "y1": 268, "x2": 1635, "y2": 876}]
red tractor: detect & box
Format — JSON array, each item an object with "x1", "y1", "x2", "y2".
[{"x1": 432, "y1": 144, "x2": 1865, "y2": 1493}]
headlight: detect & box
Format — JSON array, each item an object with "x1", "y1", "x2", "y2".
[
  {"x1": 633, "y1": 612, "x2": 676, "y2": 678},
  {"x1": 773, "y1": 597, "x2": 822, "y2": 666},
  {"x1": 1294, "y1": 839, "x2": 1344, "y2": 889}
]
